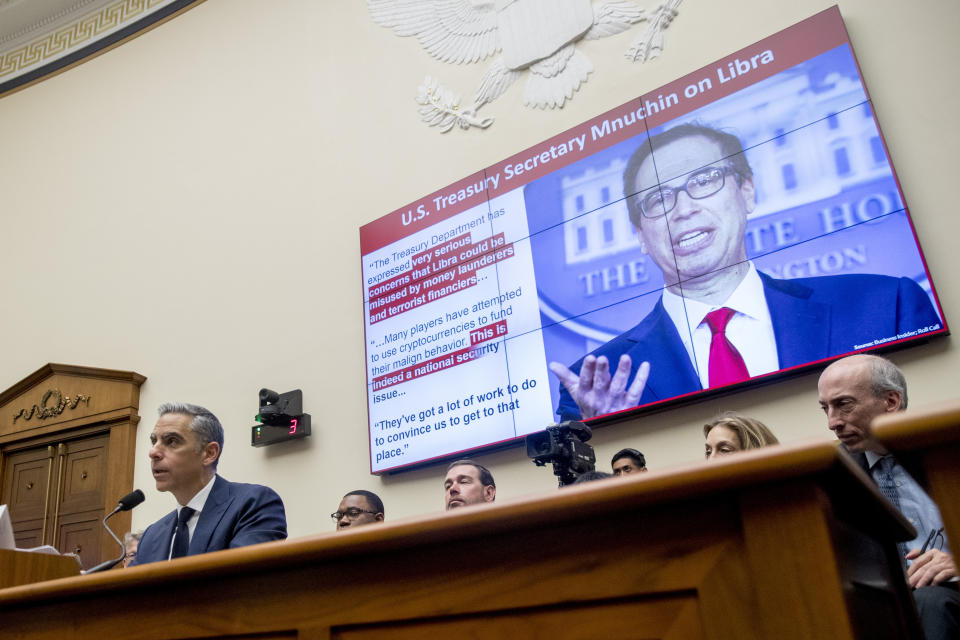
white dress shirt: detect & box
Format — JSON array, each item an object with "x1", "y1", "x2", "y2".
[
  {"x1": 662, "y1": 262, "x2": 780, "y2": 388},
  {"x1": 166, "y1": 474, "x2": 217, "y2": 560}
]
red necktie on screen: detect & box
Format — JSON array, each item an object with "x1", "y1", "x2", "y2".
[{"x1": 704, "y1": 307, "x2": 750, "y2": 387}]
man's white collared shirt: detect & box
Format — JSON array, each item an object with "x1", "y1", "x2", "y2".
[
  {"x1": 662, "y1": 262, "x2": 779, "y2": 389},
  {"x1": 166, "y1": 474, "x2": 217, "y2": 560}
]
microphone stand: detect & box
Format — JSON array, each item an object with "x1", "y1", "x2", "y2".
[{"x1": 81, "y1": 490, "x2": 144, "y2": 575}]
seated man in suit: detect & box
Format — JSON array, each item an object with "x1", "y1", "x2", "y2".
[
  {"x1": 444, "y1": 459, "x2": 495, "y2": 510},
  {"x1": 551, "y1": 123, "x2": 940, "y2": 421},
  {"x1": 333, "y1": 490, "x2": 384, "y2": 531},
  {"x1": 130, "y1": 402, "x2": 287, "y2": 565},
  {"x1": 818, "y1": 354, "x2": 959, "y2": 639}
]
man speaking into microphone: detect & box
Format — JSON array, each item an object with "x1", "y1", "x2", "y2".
[
  {"x1": 129, "y1": 402, "x2": 287, "y2": 566},
  {"x1": 551, "y1": 123, "x2": 940, "y2": 421}
]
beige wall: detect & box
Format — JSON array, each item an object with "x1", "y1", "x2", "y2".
[{"x1": 0, "y1": 0, "x2": 956, "y2": 537}]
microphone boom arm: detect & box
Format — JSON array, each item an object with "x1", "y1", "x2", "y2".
[{"x1": 81, "y1": 489, "x2": 144, "y2": 575}]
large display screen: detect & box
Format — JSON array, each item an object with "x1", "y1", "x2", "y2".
[{"x1": 360, "y1": 7, "x2": 947, "y2": 473}]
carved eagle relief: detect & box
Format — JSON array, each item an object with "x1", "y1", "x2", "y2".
[{"x1": 367, "y1": 0, "x2": 683, "y2": 131}]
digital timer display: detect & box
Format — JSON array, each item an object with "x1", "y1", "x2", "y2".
[{"x1": 251, "y1": 414, "x2": 311, "y2": 447}]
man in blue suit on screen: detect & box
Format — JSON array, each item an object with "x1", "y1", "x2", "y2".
[
  {"x1": 129, "y1": 402, "x2": 287, "y2": 565},
  {"x1": 551, "y1": 123, "x2": 940, "y2": 422}
]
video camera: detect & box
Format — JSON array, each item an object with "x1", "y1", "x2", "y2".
[{"x1": 525, "y1": 421, "x2": 596, "y2": 487}]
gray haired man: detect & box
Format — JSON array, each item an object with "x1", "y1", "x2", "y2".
[
  {"x1": 819, "y1": 355, "x2": 959, "y2": 639},
  {"x1": 129, "y1": 402, "x2": 287, "y2": 565}
]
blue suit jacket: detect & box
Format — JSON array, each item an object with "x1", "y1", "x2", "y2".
[
  {"x1": 557, "y1": 272, "x2": 941, "y2": 421},
  {"x1": 130, "y1": 475, "x2": 287, "y2": 565}
]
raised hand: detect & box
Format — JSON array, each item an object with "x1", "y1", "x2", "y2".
[{"x1": 550, "y1": 354, "x2": 651, "y2": 418}]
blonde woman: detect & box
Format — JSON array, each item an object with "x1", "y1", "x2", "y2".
[{"x1": 704, "y1": 412, "x2": 779, "y2": 460}]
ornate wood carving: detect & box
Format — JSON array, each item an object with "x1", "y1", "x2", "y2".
[
  {"x1": 0, "y1": 364, "x2": 145, "y2": 568},
  {"x1": 12, "y1": 389, "x2": 91, "y2": 423}
]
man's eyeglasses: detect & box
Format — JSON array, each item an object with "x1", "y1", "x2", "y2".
[
  {"x1": 331, "y1": 508, "x2": 378, "y2": 521},
  {"x1": 637, "y1": 165, "x2": 739, "y2": 219},
  {"x1": 920, "y1": 527, "x2": 945, "y2": 554}
]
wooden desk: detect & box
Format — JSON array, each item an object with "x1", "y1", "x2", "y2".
[
  {"x1": 0, "y1": 549, "x2": 79, "y2": 589},
  {"x1": 874, "y1": 399, "x2": 960, "y2": 551},
  {"x1": 0, "y1": 441, "x2": 921, "y2": 640}
]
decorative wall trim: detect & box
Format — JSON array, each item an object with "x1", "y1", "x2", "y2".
[
  {"x1": 0, "y1": 1, "x2": 100, "y2": 47},
  {"x1": 12, "y1": 388, "x2": 91, "y2": 423},
  {"x1": 0, "y1": 0, "x2": 204, "y2": 98}
]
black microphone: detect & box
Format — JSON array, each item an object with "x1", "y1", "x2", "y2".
[
  {"x1": 117, "y1": 489, "x2": 145, "y2": 512},
  {"x1": 81, "y1": 489, "x2": 145, "y2": 575}
]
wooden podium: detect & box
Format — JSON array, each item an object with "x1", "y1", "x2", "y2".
[
  {"x1": 0, "y1": 441, "x2": 922, "y2": 639},
  {"x1": 874, "y1": 399, "x2": 960, "y2": 559},
  {"x1": 0, "y1": 549, "x2": 80, "y2": 589}
]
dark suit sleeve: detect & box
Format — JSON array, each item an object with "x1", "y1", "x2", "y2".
[
  {"x1": 126, "y1": 525, "x2": 153, "y2": 567},
  {"x1": 557, "y1": 384, "x2": 583, "y2": 422},
  {"x1": 553, "y1": 300, "x2": 698, "y2": 421},
  {"x1": 227, "y1": 485, "x2": 287, "y2": 548},
  {"x1": 895, "y1": 277, "x2": 941, "y2": 333},
  {"x1": 127, "y1": 512, "x2": 175, "y2": 567}
]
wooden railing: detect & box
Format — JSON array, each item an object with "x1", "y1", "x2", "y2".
[{"x1": 0, "y1": 439, "x2": 926, "y2": 639}]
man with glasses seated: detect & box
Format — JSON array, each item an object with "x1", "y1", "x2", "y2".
[
  {"x1": 819, "y1": 354, "x2": 958, "y2": 639},
  {"x1": 551, "y1": 123, "x2": 939, "y2": 421},
  {"x1": 332, "y1": 490, "x2": 384, "y2": 531}
]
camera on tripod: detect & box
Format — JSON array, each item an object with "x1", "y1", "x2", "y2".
[{"x1": 525, "y1": 421, "x2": 596, "y2": 487}]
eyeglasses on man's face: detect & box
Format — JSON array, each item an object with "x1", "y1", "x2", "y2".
[
  {"x1": 330, "y1": 507, "x2": 378, "y2": 521},
  {"x1": 637, "y1": 165, "x2": 739, "y2": 219}
]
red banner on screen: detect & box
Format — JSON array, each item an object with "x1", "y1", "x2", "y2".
[{"x1": 359, "y1": 6, "x2": 849, "y2": 255}]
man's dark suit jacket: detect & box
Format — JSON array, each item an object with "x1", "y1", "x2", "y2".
[
  {"x1": 130, "y1": 475, "x2": 287, "y2": 565},
  {"x1": 557, "y1": 272, "x2": 941, "y2": 421}
]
